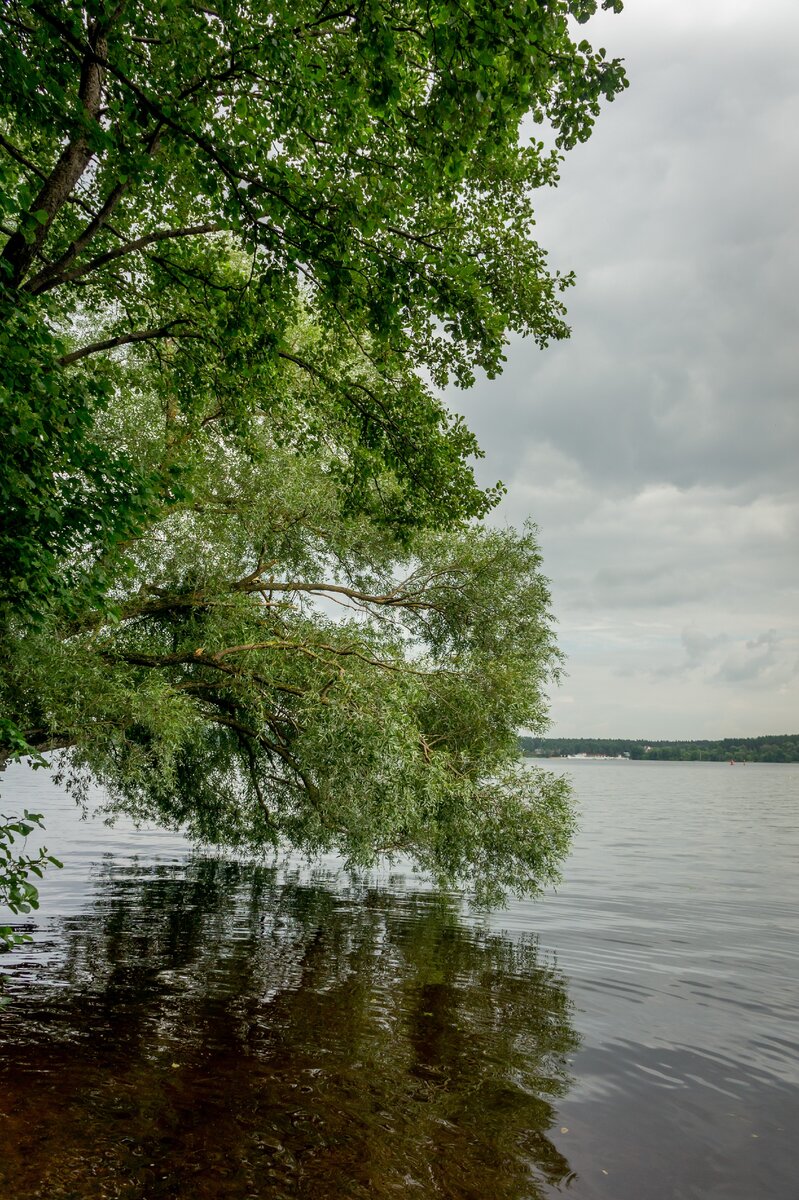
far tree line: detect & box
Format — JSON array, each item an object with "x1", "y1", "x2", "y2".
[{"x1": 519, "y1": 736, "x2": 799, "y2": 763}]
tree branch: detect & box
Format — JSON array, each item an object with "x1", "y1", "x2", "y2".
[
  {"x1": 59, "y1": 317, "x2": 198, "y2": 364},
  {"x1": 30, "y1": 223, "x2": 225, "y2": 293},
  {"x1": 238, "y1": 577, "x2": 435, "y2": 611},
  {"x1": 0, "y1": 132, "x2": 131, "y2": 244},
  {"x1": 0, "y1": 132, "x2": 50, "y2": 182},
  {"x1": 27, "y1": 9, "x2": 334, "y2": 245},
  {"x1": 26, "y1": 121, "x2": 165, "y2": 294},
  {"x1": 210, "y1": 638, "x2": 435, "y2": 678},
  {"x1": 207, "y1": 711, "x2": 322, "y2": 808},
  {"x1": 105, "y1": 649, "x2": 307, "y2": 698}
]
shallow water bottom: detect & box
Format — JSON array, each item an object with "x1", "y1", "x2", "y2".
[{"x1": 1, "y1": 864, "x2": 575, "y2": 1200}]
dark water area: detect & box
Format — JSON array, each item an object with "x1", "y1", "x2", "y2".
[{"x1": 1, "y1": 761, "x2": 798, "y2": 1199}]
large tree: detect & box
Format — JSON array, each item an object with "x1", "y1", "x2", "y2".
[{"x1": 0, "y1": 1, "x2": 626, "y2": 905}]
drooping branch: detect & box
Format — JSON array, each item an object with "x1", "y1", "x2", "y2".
[
  {"x1": 202, "y1": 709, "x2": 324, "y2": 811},
  {"x1": 276, "y1": 349, "x2": 436, "y2": 496},
  {"x1": 242, "y1": 736, "x2": 272, "y2": 823}
]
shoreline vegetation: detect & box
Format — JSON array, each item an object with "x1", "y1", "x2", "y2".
[{"x1": 520, "y1": 736, "x2": 799, "y2": 763}]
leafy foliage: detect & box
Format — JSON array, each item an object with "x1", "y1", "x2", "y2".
[
  {"x1": 4, "y1": 372, "x2": 574, "y2": 901},
  {"x1": 0, "y1": 810, "x2": 61, "y2": 951},
  {"x1": 1, "y1": 0, "x2": 626, "y2": 616}
]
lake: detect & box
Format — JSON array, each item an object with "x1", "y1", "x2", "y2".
[{"x1": 1, "y1": 759, "x2": 797, "y2": 1199}]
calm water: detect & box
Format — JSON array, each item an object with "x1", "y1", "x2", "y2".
[{"x1": 1, "y1": 759, "x2": 797, "y2": 1199}]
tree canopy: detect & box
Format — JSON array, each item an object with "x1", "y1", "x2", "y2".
[{"x1": 0, "y1": 0, "x2": 626, "y2": 909}]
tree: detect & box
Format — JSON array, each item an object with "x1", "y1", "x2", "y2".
[
  {"x1": 0, "y1": 1, "x2": 626, "y2": 909},
  {"x1": 0, "y1": 809, "x2": 61, "y2": 952}
]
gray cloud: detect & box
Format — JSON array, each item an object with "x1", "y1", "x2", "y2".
[
  {"x1": 714, "y1": 629, "x2": 792, "y2": 685},
  {"x1": 681, "y1": 628, "x2": 728, "y2": 664},
  {"x1": 450, "y1": 0, "x2": 799, "y2": 737}
]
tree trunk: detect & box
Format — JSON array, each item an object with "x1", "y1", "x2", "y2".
[{"x1": 1, "y1": 25, "x2": 107, "y2": 287}]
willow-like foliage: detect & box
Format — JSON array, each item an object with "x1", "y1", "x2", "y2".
[{"x1": 4, "y1": 368, "x2": 573, "y2": 902}]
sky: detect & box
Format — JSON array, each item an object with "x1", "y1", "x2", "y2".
[{"x1": 453, "y1": 0, "x2": 799, "y2": 740}]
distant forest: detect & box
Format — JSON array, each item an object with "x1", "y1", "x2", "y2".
[{"x1": 519, "y1": 736, "x2": 799, "y2": 763}]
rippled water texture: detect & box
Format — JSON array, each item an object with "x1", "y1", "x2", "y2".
[{"x1": 1, "y1": 760, "x2": 798, "y2": 1199}]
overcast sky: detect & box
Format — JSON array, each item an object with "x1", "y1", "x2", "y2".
[{"x1": 454, "y1": 0, "x2": 799, "y2": 739}]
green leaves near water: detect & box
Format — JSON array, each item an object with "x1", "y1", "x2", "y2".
[{"x1": 0, "y1": 810, "x2": 62, "y2": 951}]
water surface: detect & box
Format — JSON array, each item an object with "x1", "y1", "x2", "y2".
[{"x1": 1, "y1": 759, "x2": 797, "y2": 1199}]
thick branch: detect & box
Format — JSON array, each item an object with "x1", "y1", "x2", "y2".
[
  {"x1": 242, "y1": 577, "x2": 434, "y2": 611},
  {"x1": 26, "y1": 122, "x2": 166, "y2": 294},
  {"x1": 0, "y1": 131, "x2": 129, "y2": 239},
  {"x1": 210, "y1": 638, "x2": 434, "y2": 678},
  {"x1": 28, "y1": 9, "x2": 336, "y2": 245},
  {"x1": 1, "y1": 21, "x2": 107, "y2": 286},
  {"x1": 86, "y1": 572, "x2": 443, "y2": 630}
]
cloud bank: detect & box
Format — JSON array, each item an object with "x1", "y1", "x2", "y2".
[{"x1": 453, "y1": 0, "x2": 799, "y2": 738}]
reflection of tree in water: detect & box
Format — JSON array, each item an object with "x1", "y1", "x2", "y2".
[{"x1": 0, "y1": 860, "x2": 579, "y2": 1199}]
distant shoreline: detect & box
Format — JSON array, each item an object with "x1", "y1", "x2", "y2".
[{"x1": 519, "y1": 735, "x2": 799, "y2": 764}]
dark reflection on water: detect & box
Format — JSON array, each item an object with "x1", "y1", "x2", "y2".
[
  {"x1": 0, "y1": 860, "x2": 578, "y2": 1200},
  {"x1": 5, "y1": 762, "x2": 798, "y2": 1199}
]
